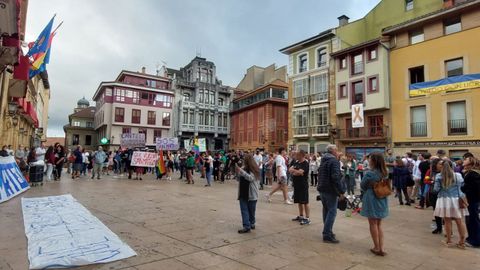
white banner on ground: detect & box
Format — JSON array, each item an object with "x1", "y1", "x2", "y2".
[
  {"x1": 130, "y1": 151, "x2": 158, "y2": 167},
  {"x1": 156, "y1": 137, "x2": 179, "y2": 151},
  {"x1": 351, "y1": 103, "x2": 364, "y2": 128},
  {"x1": 22, "y1": 194, "x2": 136, "y2": 269},
  {"x1": 0, "y1": 156, "x2": 30, "y2": 203}
]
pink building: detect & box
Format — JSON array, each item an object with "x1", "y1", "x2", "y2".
[{"x1": 92, "y1": 69, "x2": 174, "y2": 149}]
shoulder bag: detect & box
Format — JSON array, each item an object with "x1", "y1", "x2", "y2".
[{"x1": 373, "y1": 172, "x2": 392, "y2": 199}]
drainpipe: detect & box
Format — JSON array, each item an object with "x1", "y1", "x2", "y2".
[{"x1": 380, "y1": 37, "x2": 392, "y2": 150}]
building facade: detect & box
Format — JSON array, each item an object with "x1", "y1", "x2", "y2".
[
  {"x1": 384, "y1": 0, "x2": 480, "y2": 158},
  {"x1": 230, "y1": 79, "x2": 288, "y2": 152},
  {"x1": 164, "y1": 57, "x2": 232, "y2": 151},
  {"x1": 280, "y1": 30, "x2": 337, "y2": 154},
  {"x1": 92, "y1": 69, "x2": 174, "y2": 149},
  {"x1": 63, "y1": 98, "x2": 96, "y2": 151},
  {"x1": 331, "y1": 40, "x2": 391, "y2": 159}
]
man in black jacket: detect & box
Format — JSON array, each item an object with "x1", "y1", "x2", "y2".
[{"x1": 317, "y1": 144, "x2": 345, "y2": 243}]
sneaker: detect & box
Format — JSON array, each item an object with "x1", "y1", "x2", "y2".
[
  {"x1": 251, "y1": 225, "x2": 256, "y2": 230},
  {"x1": 264, "y1": 194, "x2": 272, "y2": 203},
  {"x1": 300, "y1": 219, "x2": 311, "y2": 225},
  {"x1": 238, "y1": 228, "x2": 251, "y2": 234},
  {"x1": 285, "y1": 200, "x2": 294, "y2": 205},
  {"x1": 323, "y1": 237, "x2": 340, "y2": 244},
  {"x1": 292, "y1": 216, "x2": 304, "y2": 222}
]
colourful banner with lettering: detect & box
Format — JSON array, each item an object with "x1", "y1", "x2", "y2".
[
  {"x1": 409, "y1": 73, "x2": 480, "y2": 97},
  {"x1": 0, "y1": 156, "x2": 30, "y2": 203}
]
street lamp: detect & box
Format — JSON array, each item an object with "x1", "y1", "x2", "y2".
[{"x1": 8, "y1": 101, "x2": 18, "y2": 116}]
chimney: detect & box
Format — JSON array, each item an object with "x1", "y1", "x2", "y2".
[
  {"x1": 338, "y1": 15, "x2": 350, "y2": 27},
  {"x1": 443, "y1": 0, "x2": 454, "y2": 8},
  {"x1": 141, "y1": 66, "x2": 146, "y2": 74}
]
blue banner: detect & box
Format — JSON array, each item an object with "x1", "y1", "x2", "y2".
[
  {"x1": 409, "y1": 73, "x2": 480, "y2": 97},
  {"x1": 0, "y1": 156, "x2": 30, "y2": 203}
]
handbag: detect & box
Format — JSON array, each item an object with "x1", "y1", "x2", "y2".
[
  {"x1": 456, "y1": 175, "x2": 469, "y2": 209},
  {"x1": 373, "y1": 177, "x2": 392, "y2": 199}
]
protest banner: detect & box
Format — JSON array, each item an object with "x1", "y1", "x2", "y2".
[
  {"x1": 198, "y1": 138, "x2": 207, "y2": 152},
  {"x1": 156, "y1": 137, "x2": 179, "y2": 151},
  {"x1": 130, "y1": 151, "x2": 158, "y2": 167},
  {"x1": 184, "y1": 139, "x2": 192, "y2": 152},
  {"x1": 120, "y1": 133, "x2": 145, "y2": 149},
  {"x1": 0, "y1": 156, "x2": 30, "y2": 204}
]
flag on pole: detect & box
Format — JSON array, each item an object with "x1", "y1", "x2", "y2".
[
  {"x1": 157, "y1": 151, "x2": 166, "y2": 175},
  {"x1": 28, "y1": 16, "x2": 57, "y2": 78},
  {"x1": 27, "y1": 16, "x2": 55, "y2": 57}
]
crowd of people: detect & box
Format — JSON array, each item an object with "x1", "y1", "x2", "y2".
[{"x1": 2, "y1": 142, "x2": 479, "y2": 254}]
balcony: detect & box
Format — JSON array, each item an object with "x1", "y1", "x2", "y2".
[
  {"x1": 336, "y1": 126, "x2": 388, "y2": 142},
  {"x1": 293, "y1": 96, "x2": 308, "y2": 105},
  {"x1": 410, "y1": 122, "x2": 427, "y2": 137},
  {"x1": 311, "y1": 126, "x2": 329, "y2": 136},
  {"x1": 448, "y1": 119, "x2": 467, "y2": 135},
  {"x1": 293, "y1": 127, "x2": 309, "y2": 137},
  {"x1": 310, "y1": 92, "x2": 328, "y2": 103}
]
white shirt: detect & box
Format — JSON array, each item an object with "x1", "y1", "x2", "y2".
[
  {"x1": 208, "y1": 155, "x2": 213, "y2": 168},
  {"x1": 35, "y1": 147, "x2": 46, "y2": 161},
  {"x1": 275, "y1": 154, "x2": 287, "y2": 177},
  {"x1": 254, "y1": 154, "x2": 263, "y2": 169}
]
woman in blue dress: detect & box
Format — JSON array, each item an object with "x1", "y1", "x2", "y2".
[{"x1": 361, "y1": 152, "x2": 389, "y2": 256}]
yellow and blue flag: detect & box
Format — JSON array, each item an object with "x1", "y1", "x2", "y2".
[{"x1": 27, "y1": 16, "x2": 54, "y2": 57}]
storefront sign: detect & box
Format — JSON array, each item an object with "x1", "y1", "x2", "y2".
[
  {"x1": 409, "y1": 73, "x2": 480, "y2": 97},
  {"x1": 351, "y1": 104, "x2": 364, "y2": 128},
  {"x1": 394, "y1": 140, "x2": 480, "y2": 147},
  {"x1": 120, "y1": 133, "x2": 145, "y2": 149},
  {"x1": 0, "y1": 156, "x2": 30, "y2": 203},
  {"x1": 130, "y1": 151, "x2": 158, "y2": 167},
  {"x1": 156, "y1": 137, "x2": 179, "y2": 151}
]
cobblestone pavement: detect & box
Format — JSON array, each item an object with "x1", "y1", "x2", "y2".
[{"x1": 1, "y1": 171, "x2": 479, "y2": 270}]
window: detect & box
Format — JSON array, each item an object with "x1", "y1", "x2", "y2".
[
  {"x1": 183, "y1": 93, "x2": 191, "y2": 101},
  {"x1": 445, "y1": 58, "x2": 463, "y2": 77},
  {"x1": 85, "y1": 135, "x2": 92, "y2": 146},
  {"x1": 73, "y1": 121, "x2": 80, "y2": 127},
  {"x1": 351, "y1": 81, "x2": 364, "y2": 104},
  {"x1": 310, "y1": 106, "x2": 329, "y2": 135},
  {"x1": 162, "y1": 112, "x2": 171, "y2": 126},
  {"x1": 351, "y1": 52, "x2": 363, "y2": 75},
  {"x1": 444, "y1": 17, "x2": 461, "y2": 35},
  {"x1": 189, "y1": 111, "x2": 194, "y2": 124},
  {"x1": 311, "y1": 74, "x2": 328, "y2": 102},
  {"x1": 368, "y1": 116, "x2": 384, "y2": 137},
  {"x1": 153, "y1": 129, "x2": 162, "y2": 143},
  {"x1": 218, "y1": 113, "x2": 223, "y2": 127},
  {"x1": 409, "y1": 29, "x2": 424, "y2": 44},
  {"x1": 183, "y1": 109, "x2": 189, "y2": 124},
  {"x1": 218, "y1": 98, "x2": 224, "y2": 106},
  {"x1": 339, "y1": 56, "x2": 347, "y2": 70},
  {"x1": 338, "y1": 84, "x2": 347, "y2": 99},
  {"x1": 122, "y1": 127, "x2": 131, "y2": 134},
  {"x1": 210, "y1": 91, "x2": 215, "y2": 105},
  {"x1": 147, "y1": 111, "x2": 156, "y2": 125},
  {"x1": 199, "y1": 111, "x2": 204, "y2": 125},
  {"x1": 72, "y1": 134, "x2": 79, "y2": 145},
  {"x1": 223, "y1": 114, "x2": 228, "y2": 127},
  {"x1": 410, "y1": 106, "x2": 427, "y2": 137},
  {"x1": 132, "y1": 109, "x2": 141, "y2": 124},
  {"x1": 115, "y1": 107, "x2": 124, "y2": 122},
  {"x1": 298, "y1": 54, "x2": 308, "y2": 73},
  {"x1": 210, "y1": 112, "x2": 215, "y2": 126},
  {"x1": 199, "y1": 89, "x2": 204, "y2": 103},
  {"x1": 368, "y1": 47, "x2": 377, "y2": 61},
  {"x1": 346, "y1": 119, "x2": 359, "y2": 138},
  {"x1": 409, "y1": 66, "x2": 425, "y2": 84},
  {"x1": 447, "y1": 101, "x2": 467, "y2": 135},
  {"x1": 406, "y1": 0, "x2": 414, "y2": 11},
  {"x1": 293, "y1": 78, "x2": 309, "y2": 104},
  {"x1": 293, "y1": 109, "x2": 309, "y2": 136},
  {"x1": 86, "y1": 122, "x2": 93, "y2": 128},
  {"x1": 317, "y1": 48, "x2": 327, "y2": 68},
  {"x1": 115, "y1": 89, "x2": 125, "y2": 102},
  {"x1": 368, "y1": 76, "x2": 378, "y2": 93}
]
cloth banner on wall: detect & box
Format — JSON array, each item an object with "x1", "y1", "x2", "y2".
[
  {"x1": 22, "y1": 194, "x2": 136, "y2": 269},
  {"x1": 0, "y1": 156, "x2": 30, "y2": 204},
  {"x1": 409, "y1": 73, "x2": 480, "y2": 97},
  {"x1": 130, "y1": 151, "x2": 158, "y2": 168},
  {"x1": 351, "y1": 104, "x2": 364, "y2": 128},
  {"x1": 156, "y1": 137, "x2": 179, "y2": 151},
  {"x1": 120, "y1": 133, "x2": 145, "y2": 149}
]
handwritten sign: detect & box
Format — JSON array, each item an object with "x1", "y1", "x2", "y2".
[
  {"x1": 156, "y1": 137, "x2": 179, "y2": 151},
  {"x1": 0, "y1": 156, "x2": 30, "y2": 203},
  {"x1": 120, "y1": 133, "x2": 145, "y2": 149},
  {"x1": 130, "y1": 151, "x2": 158, "y2": 167},
  {"x1": 22, "y1": 194, "x2": 136, "y2": 269}
]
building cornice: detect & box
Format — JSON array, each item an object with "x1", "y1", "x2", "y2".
[{"x1": 92, "y1": 82, "x2": 174, "y2": 100}]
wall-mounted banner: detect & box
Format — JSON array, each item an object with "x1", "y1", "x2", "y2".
[
  {"x1": 22, "y1": 194, "x2": 136, "y2": 269},
  {"x1": 409, "y1": 73, "x2": 480, "y2": 97},
  {"x1": 156, "y1": 137, "x2": 179, "y2": 151},
  {"x1": 0, "y1": 156, "x2": 30, "y2": 204},
  {"x1": 351, "y1": 104, "x2": 364, "y2": 128},
  {"x1": 120, "y1": 133, "x2": 145, "y2": 149},
  {"x1": 130, "y1": 151, "x2": 158, "y2": 167}
]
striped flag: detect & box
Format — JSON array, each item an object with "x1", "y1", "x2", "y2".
[{"x1": 157, "y1": 151, "x2": 166, "y2": 175}]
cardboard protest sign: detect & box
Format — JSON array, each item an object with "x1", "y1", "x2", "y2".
[
  {"x1": 130, "y1": 151, "x2": 158, "y2": 167},
  {"x1": 120, "y1": 133, "x2": 145, "y2": 149},
  {"x1": 156, "y1": 137, "x2": 179, "y2": 151}
]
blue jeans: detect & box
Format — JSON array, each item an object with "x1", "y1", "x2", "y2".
[
  {"x1": 206, "y1": 170, "x2": 212, "y2": 186},
  {"x1": 320, "y1": 192, "x2": 338, "y2": 239},
  {"x1": 239, "y1": 199, "x2": 257, "y2": 230}
]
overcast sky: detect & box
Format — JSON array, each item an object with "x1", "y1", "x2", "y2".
[{"x1": 25, "y1": 0, "x2": 380, "y2": 137}]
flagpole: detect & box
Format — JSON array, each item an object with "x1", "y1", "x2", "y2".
[{"x1": 52, "y1": 21, "x2": 64, "y2": 34}]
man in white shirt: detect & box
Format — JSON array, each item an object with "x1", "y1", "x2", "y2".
[
  {"x1": 254, "y1": 150, "x2": 264, "y2": 189},
  {"x1": 265, "y1": 147, "x2": 293, "y2": 205},
  {"x1": 35, "y1": 142, "x2": 46, "y2": 162}
]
